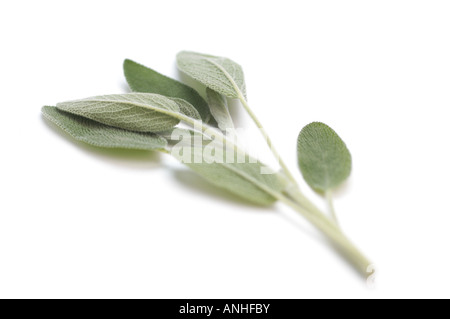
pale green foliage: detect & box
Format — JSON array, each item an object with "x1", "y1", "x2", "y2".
[
  {"x1": 185, "y1": 157, "x2": 282, "y2": 205},
  {"x1": 123, "y1": 59, "x2": 212, "y2": 123},
  {"x1": 56, "y1": 93, "x2": 199, "y2": 133},
  {"x1": 171, "y1": 131, "x2": 286, "y2": 205},
  {"x1": 297, "y1": 122, "x2": 352, "y2": 192},
  {"x1": 43, "y1": 52, "x2": 371, "y2": 276},
  {"x1": 177, "y1": 51, "x2": 247, "y2": 99},
  {"x1": 42, "y1": 106, "x2": 167, "y2": 150},
  {"x1": 206, "y1": 88, "x2": 234, "y2": 131},
  {"x1": 171, "y1": 98, "x2": 201, "y2": 121}
]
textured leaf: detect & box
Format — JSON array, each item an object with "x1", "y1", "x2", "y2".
[
  {"x1": 297, "y1": 122, "x2": 352, "y2": 192},
  {"x1": 42, "y1": 106, "x2": 167, "y2": 150},
  {"x1": 177, "y1": 51, "x2": 247, "y2": 99},
  {"x1": 56, "y1": 93, "x2": 193, "y2": 133},
  {"x1": 170, "y1": 130, "x2": 285, "y2": 205},
  {"x1": 124, "y1": 59, "x2": 212, "y2": 123},
  {"x1": 206, "y1": 88, "x2": 234, "y2": 131},
  {"x1": 172, "y1": 98, "x2": 201, "y2": 121}
]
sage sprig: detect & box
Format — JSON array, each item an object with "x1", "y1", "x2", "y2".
[{"x1": 43, "y1": 51, "x2": 373, "y2": 278}]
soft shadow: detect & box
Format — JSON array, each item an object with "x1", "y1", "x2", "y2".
[
  {"x1": 174, "y1": 167, "x2": 373, "y2": 278},
  {"x1": 333, "y1": 178, "x2": 353, "y2": 198},
  {"x1": 312, "y1": 178, "x2": 352, "y2": 201},
  {"x1": 276, "y1": 208, "x2": 324, "y2": 241},
  {"x1": 275, "y1": 197, "x2": 369, "y2": 279},
  {"x1": 172, "y1": 169, "x2": 274, "y2": 210},
  {"x1": 173, "y1": 171, "x2": 368, "y2": 277},
  {"x1": 42, "y1": 115, "x2": 162, "y2": 170},
  {"x1": 119, "y1": 80, "x2": 132, "y2": 93},
  {"x1": 42, "y1": 110, "x2": 367, "y2": 278},
  {"x1": 174, "y1": 170, "x2": 324, "y2": 239},
  {"x1": 328, "y1": 239, "x2": 373, "y2": 280}
]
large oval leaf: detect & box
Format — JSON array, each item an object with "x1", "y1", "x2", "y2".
[
  {"x1": 177, "y1": 51, "x2": 247, "y2": 99},
  {"x1": 124, "y1": 59, "x2": 212, "y2": 123},
  {"x1": 170, "y1": 130, "x2": 286, "y2": 205},
  {"x1": 297, "y1": 122, "x2": 352, "y2": 192},
  {"x1": 42, "y1": 106, "x2": 167, "y2": 150},
  {"x1": 56, "y1": 93, "x2": 197, "y2": 133}
]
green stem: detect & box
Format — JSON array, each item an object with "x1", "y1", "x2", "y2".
[
  {"x1": 206, "y1": 58, "x2": 298, "y2": 186},
  {"x1": 276, "y1": 194, "x2": 372, "y2": 277},
  {"x1": 174, "y1": 114, "x2": 371, "y2": 277},
  {"x1": 237, "y1": 92, "x2": 297, "y2": 186},
  {"x1": 285, "y1": 186, "x2": 337, "y2": 230}
]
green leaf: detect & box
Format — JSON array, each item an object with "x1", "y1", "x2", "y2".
[
  {"x1": 171, "y1": 98, "x2": 201, "y2": 121},
  {"x1": 56, "y1": 93, "x2": 198, "y2": 133},
  {"x1": 123, "y1": 59, "x2": 212, "y2": 123},
  {"x1": 170, "y1": 130, "x2": 285, "y2": 205},
  {"x1": 206, "y1": 88, "x2": 234, "y2": 131},
  {"x1": 177, "y1": 51, "x2": 247, "y2": 100},
  {"x1": 42, "y1": 106, "x2": 167, "y2": 150},
  {"x1": 297, "y1": 122, "x2": 352, "y2": 193}
]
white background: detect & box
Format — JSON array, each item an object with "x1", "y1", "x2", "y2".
[{"x1": 1, "y1": 0, "x2": 449, "y2": 299}]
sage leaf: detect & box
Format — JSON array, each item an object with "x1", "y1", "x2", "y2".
[
  {"x1": 297, "y1": 122, "x2": 352, "y2": 193},
  {"x1": 56, "y1": 93, "x2": 192, "y2": 133},
  {"x1": 172, "y1": 98, "x2": 201, "y2": 121},
  {"x1": 42, "y1": 106, "x2": 167, "y2": 150},
  {"x1": 170, "y1": 131, "x2": 285, "y2": 205},
  {"x1": 177, "y1": 51, "x2": 247, "y2": 100},
  {"x1": 206, "y1": 88, "x2": 234, "y2": 131},
  {"x1": 124, "y1": 59, "x2": 212, "y2": 123}
]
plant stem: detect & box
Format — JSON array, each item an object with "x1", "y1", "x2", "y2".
[
  {"x1": 285, "y1": 186, "x2": 336, "y2": 229},
  {"x1": 326, "y1": 190, "x2": 339, "y2": 226},
  {"x1": 175, "y1": 114, "x2": 372, "y2": 277},
  {"x1": 206, "y1": 58, "x2": 298, "y2": 187},
  {"x1": 276, "y1": 193, "x2": 372, "y2": 277},
  {"x1": 237, "y1": 92, "x2": 298, "y2": 185}
]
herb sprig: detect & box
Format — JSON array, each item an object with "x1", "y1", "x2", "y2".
[{"x1": 43, "y1": 51, "x2": 373, "y2": 278}]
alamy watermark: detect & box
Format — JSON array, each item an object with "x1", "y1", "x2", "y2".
[{"x1": 169, "y1": 120, "x2": 279, "y2": 175}]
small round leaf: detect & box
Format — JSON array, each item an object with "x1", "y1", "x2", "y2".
[{"x1": 297, "y1": 122, "x2": 352, "y2": 193}]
